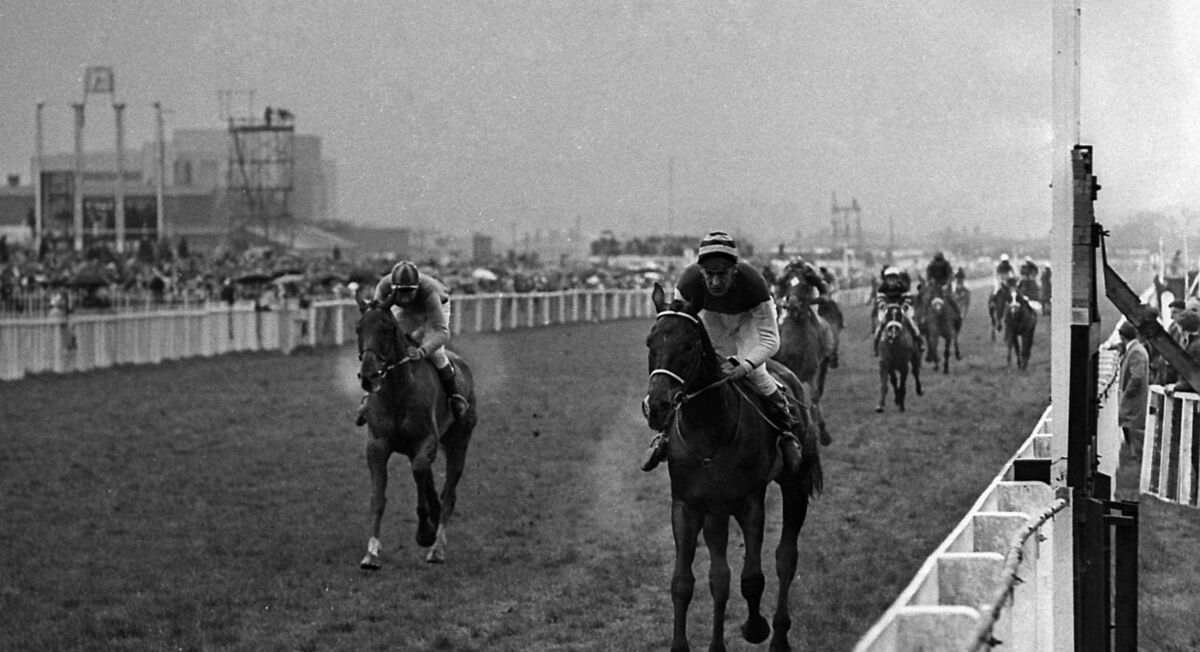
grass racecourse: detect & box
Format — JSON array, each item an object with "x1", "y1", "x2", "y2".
[{"x1": 0, "y1": 286, "x2": 1195, "y2": 651}]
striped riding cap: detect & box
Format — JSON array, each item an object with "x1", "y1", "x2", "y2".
[
  {"x1": 390, "y1": 261, "x2": 420, "y2": 290},
  {"x1": 697, "y1": 231, "x2": 738, "y2": 264}
]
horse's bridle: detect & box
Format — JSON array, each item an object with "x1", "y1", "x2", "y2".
[
  {"x1": 357, "y1": 307, "x2": 416, "y2": 385},
  {"x1": 649, "y1": 310, "x2": 731, "y2": 407}
]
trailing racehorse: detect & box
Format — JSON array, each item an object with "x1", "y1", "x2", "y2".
[
  {"x1": 774, "y1": 273, "x2": 835, "y2": 445},
  {"x1": 644, "y1": 284, "x2": 823, "y2": 652},
  {"x1": 877, "y1": 303, "x2": 923, "y2": 412},
  {"x1": 987, "y1": 286, "x2": 1010, "y2": 342},
  {"x1": 1001, "y1": 287, "x2": 1038, "y2": 371},
  {"x1": 354, "y1": 297, "x2": 478, "y2": 568},
  {"x1": 919, "y1": 282, "x2": 961, "y2": 374}
]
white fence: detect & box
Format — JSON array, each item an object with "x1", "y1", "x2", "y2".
[
  {"x1": 0, "y1": 288, "x2": 657, "y2": 382},
  {"x1": 1141, "y1": 386, "x2": 1200, "y2": 507}
]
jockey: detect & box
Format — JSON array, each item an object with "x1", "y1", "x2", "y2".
[
  {"x1": 953, "y1": 266, "x2": 967, "y2": 289},
  {"x1": 354, "y1": 260, "x2": 469, "y2": 426},
  {"x1": 995, "y1": 254, "x2": 1016, "y2": 292},
  {"x1": 873, "y1": 265, "x2": 924, "y2": 357},
  {"x1": 1019, "y1": 257, "x2": 1039, "y2": 282},
  {"x1": 641, "y1": 230, "x2": 804, "y2": 474},
  {"x1": 925, "y1": 250, "x2": 958, "y2": 313}
]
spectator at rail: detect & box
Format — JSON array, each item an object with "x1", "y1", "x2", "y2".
[
  {"x1": 1165, "y1": 310, "x2": 1200, "y2": 392},
  {"x1": 873, "y1": 265, "x2": 924, "y2": 357},
  {"x1": 995, "y1": 253, "x2": 1015, "y2": 291},
  {"x1": 640, "y1": 230, "x2": 803, "y2": 474},
  {"x1": 1117, "y1": 320, "x2": 1149, "y2": 460},
  {"x1": 353, "y1": 260, "x2": 469, "y2": 426}
]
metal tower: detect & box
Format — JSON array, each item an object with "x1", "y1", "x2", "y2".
[
  {"x1": 218, "y1": 90, "x2": 296, "y2": 249},
  {"x1": 830, "y1": 191, "x2": 862, "y2": 252}
]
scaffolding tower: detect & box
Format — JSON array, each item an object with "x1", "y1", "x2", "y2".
[
  {"x1": 218, "y1": 90, "x2": 295, "y2": 249},
  {"x1": 830, "y1": 191, "x2": 862, "y2": 253}
]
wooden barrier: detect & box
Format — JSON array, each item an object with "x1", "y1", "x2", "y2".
[{"x1": 1141, "y1": 386, "x2": 1200, "y2": 507}]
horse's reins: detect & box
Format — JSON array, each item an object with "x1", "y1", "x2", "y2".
[
  {"x1": 357, "y1": 312, "x2": 416, "y2": 384},
  {"x1": 649, "y1": 310, "x2": 797, "y2": 466}
]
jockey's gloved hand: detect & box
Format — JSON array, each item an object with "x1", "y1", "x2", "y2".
[
  {"x1": 721, "y1": 357, "x2": 753, "y2": 380},
  {"x1": 405, "y1": 346, "x2": 426, "y2": 361}
]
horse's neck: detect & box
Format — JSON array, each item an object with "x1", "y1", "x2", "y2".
[{"x1": 679, "y1": 382, "x2": 738, "y2": 434}]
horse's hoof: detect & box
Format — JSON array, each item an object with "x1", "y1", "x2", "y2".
[
  {"x1": 741, "y1": 614, "x2": 771, "y2": 644},
  {"x1": 819, "y1": 431, "x2": 832, "y2": 446},
  {"x1": 425, "y1": 548, "x2": 445, "y2": 564},
  {"x1": 360, "y1": 554, "x2": 381, "y2": 571},
  {"x1": 875, "y1": 406, "x2": 884, "y2": 413}
]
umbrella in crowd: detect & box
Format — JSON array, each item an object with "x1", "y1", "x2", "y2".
[
  {"x1": 235, "y1": 271, "x2": 272, "y2": 285},
  {"x1": 67, "y1": 270, "x2": 111, "y2": 288},
  {"x1": 470, "y1": 267, "x2": 499, "y2": 282}
]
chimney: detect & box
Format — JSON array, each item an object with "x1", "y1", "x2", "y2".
[{"x1": 5, "y1": 174, "x2": 18, "y2": 187}]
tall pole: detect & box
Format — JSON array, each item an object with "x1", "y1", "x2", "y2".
[
  {"x1": 1050, "y1": 0, "x2": 1081, "y2": 649},
  {"x1": 154, "y1": 102, "x2": 166, "y2": 241},
  {"x1": 34, "y1": 102, "x2": 44, "y2": 255},
  {"x1": 71, "y1": 102, "x2": 85, "y2": 252},
  {"x1": 113, "y1": 102, "x2": 126, "y2": 253},
  {"x1": 667, "y1": 157, "x2": 675, "y2": 235}
]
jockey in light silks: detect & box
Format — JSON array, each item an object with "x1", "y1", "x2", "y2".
[
  {"x1": 872, "y1": 266, "x2": 924, "y2": 357},
  {"x1": 641, "y1": 230, "x2": 804, "y2": 474},
  {"x1": 354, "y1": 260, "x2": 469, "y2": 426}
]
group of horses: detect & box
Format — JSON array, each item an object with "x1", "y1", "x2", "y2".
[{"x1": 346, "y1": 266, "x2": 1045, "y2": 651}]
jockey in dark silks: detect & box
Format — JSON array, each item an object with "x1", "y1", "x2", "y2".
[
  {"x1": 354, "y1": 260, "x2": 470, "y2": 426},
  {"x1": 641, "y1": 230, "x2": 804, "y2": 474},
  {"x1": 873, "y1": 266, "x2": 924, "y2": 357},
  {"x1": 994, "y1": 254, "x2": 1016, "y2": 292},
  {"x1": 925, "y1": 251, "x2": 958, "y2": 313}
]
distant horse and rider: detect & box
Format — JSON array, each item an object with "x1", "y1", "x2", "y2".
[
  {"x1": 917, "y1": 280, "x2": 962, "y2": 374},
  {"x1": 1000, "y1": 285, "x2": 1038, "y2": 371},
  {"x1": 773, "y1": 261, "x2": 838, "y2": 445},
  {"x1": 353, "y1": 295, "x2": 478, "y2": 569},
  {"x1": 876, "y1": 301, "x2": 923, "y2": 412},
  {"x1": 644, "y1": 283, "x2": 823, "y2": 652}
]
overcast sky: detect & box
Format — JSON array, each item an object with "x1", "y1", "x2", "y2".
[{"x1": 1, "y1": 1, "x2": 1197, "y2": 245}]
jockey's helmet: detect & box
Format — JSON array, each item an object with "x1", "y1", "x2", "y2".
[
  {"x1": 697, "y1": 231, "x2": 738, "y2": 265},
  {"x1": 390, "y1": 261, "x2": 420, "y2": 291},
  {"x1": 883, "y1": 266, "x2": 901, "y2": 278},
  {"x1": 1000, "y1": 253, "x2": 1010, "y2": 262}
]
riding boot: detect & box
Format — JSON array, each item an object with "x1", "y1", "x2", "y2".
[
  {"x1": 436, "y1": 363, "x2": 470, "y2": 418},
  {"x1": 763, "y1": 389, "x2": 803, "y2": 475},
  {"x1": 641, "y1": 432, "x2": 668, "y2": 472},
  {"x1": 355, "y1": 394, "x2": 368, "y2": 427}
]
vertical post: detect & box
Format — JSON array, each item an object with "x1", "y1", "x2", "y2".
[
  {"x1": 34, "y1": 102, "x2": 44, "y2": 255},
  {"x1": 1050, "y1": 0, "x2": 1081, "y2": 649},
  {"x1": 71, "y1": 102, "x2": 85, "y2": 252},
  {"x1": 154, "y1": 102, "x2": 166, "y2": 240},
  {"x1": 113, "y1": 102, "x2": 126, "y2": 253}
]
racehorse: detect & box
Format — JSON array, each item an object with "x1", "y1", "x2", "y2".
[
  {"x1": 954, "y1": 283, "x2": 971, "y2": 320},
  {"x1": 645, "y1": 284, "x2": 823, "y2": 652},
  {"x1": 775, "y1": 273, "x2": 835, "y2": 445},
  {"x1": 987, "y1": 285, "x2": 1011, "y2": 342},
  {"x1": 354, "y1": 297, "x2": 478, "y2": 568},
  {"x1": 877, "y1": 302, "x2": 923, "y2": 412},
  {"x1": 919, "y1": 282, "x2": 961, "y2": 374},
  {"x1": 1001, "y1": 287, "x2": 1038, "y2": 371}
]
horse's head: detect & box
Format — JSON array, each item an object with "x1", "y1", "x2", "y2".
[
  {"x1": 355, "y1": 296, "x2": 405, "y2": 392},
  {"x1": 882, "y1": 304, "x2": 905, "y2": 342},
  {"x1": 778, "y1": 272, "x2": 819, "y2": 314},
  {"x1": 644, "y1": 283, "x2": 717, "y2": 431}
]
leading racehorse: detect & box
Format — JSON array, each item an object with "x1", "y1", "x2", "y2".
[
  {"x1": 644, "y1": 284, "x2": 823, "y2": 652},
  {"x1": 774, "y1": 272, "x2": 835, "y2": 445},
  {"x1": 355, "y1": 297, "x2": 478, "y2": 568},
  {"x1": 877, "y1": 302, "x2": 923, "y2": 412},
  {"x1": 1001, "y1": 287, "x2": 1038, "y2": 371}
]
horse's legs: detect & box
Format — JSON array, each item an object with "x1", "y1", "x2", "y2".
[
  {"x1": 771, "y1": 477, "x2": 812, "y2": 652},
  {"x1": 361, "y1": 438, "x2": 391, "y2": 570},
  {"x1": 671, "y1": 500, "x2": 703, "y2": 652},
  {"x1": 734, "y1": 497, "x2": 770, "y2": 646},
  {"x1": 411, "y1": 432, "x2": 442, "y2": 549},
  {"x1": 427, "y1": 431, "x2": 471, "y2": 564},
  {"x1": 702, "y1": 516, "x2": 732, "y2": 652},
  {"x1": 910, "y1": 353, "x2": 923, "y2": 397},
  {"x1": 895, "y1": 369, "x2": 907, "y2": 411},
  {"x1": 942, "y1": 337, "x2": 950, "y2": 374},
  {"x1": 876, "y1": 365, "x2": 888, "y2": 413}
]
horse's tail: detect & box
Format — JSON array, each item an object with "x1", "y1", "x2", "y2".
[{"x1": 803, "y1": 448, "x2": 824, "y2": 498}]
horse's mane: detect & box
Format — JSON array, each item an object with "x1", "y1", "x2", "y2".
[{"x1": 663, "y1": 298, "x2": 720, "y2": 366}]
